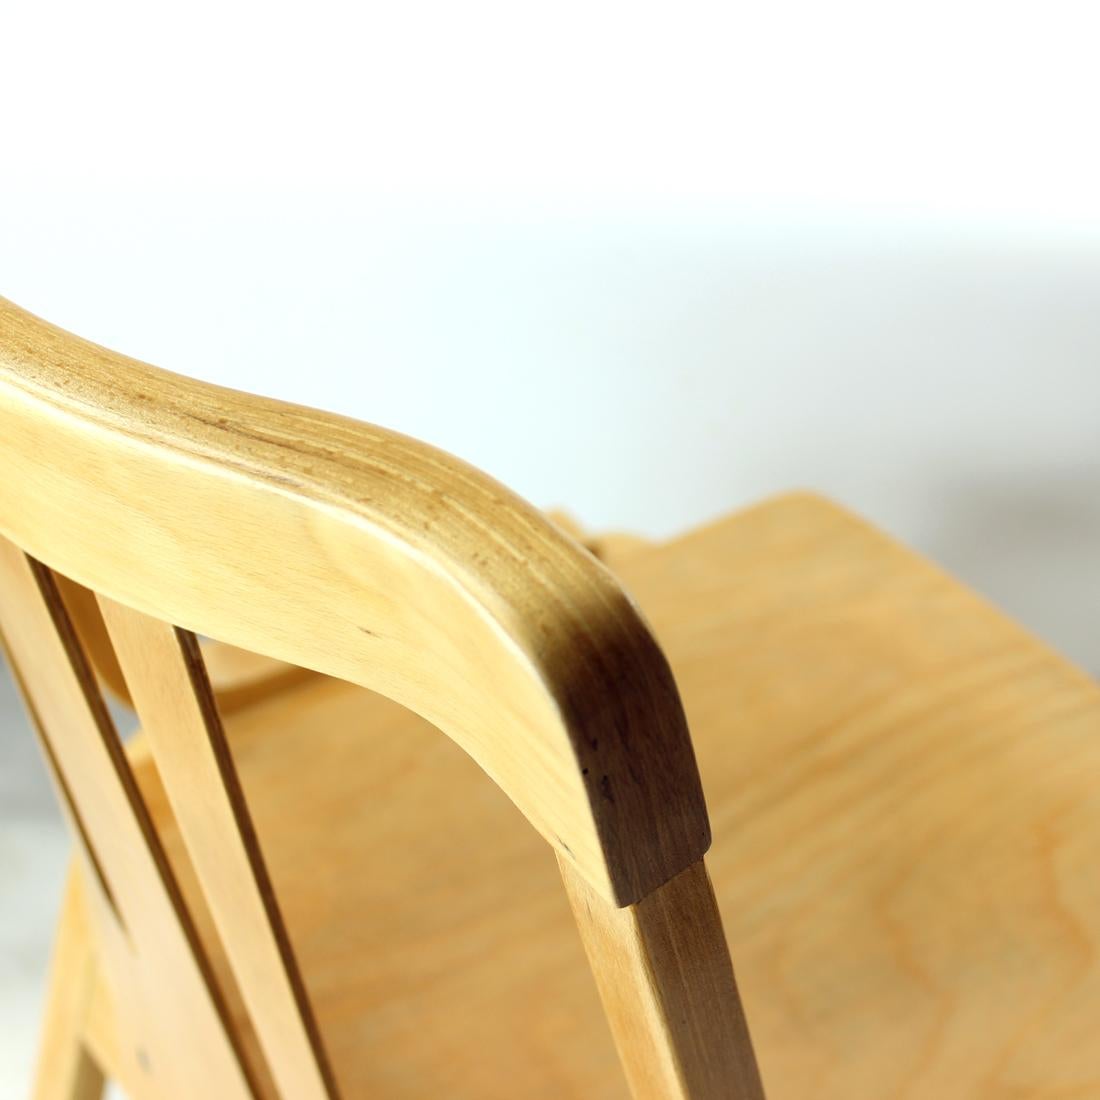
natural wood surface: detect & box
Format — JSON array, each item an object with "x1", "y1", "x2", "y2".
[
  {"x1": 561, "y1": 858, "x2": 765, "y2": 1099},
  {"x1": 2, "y1": 298, "x2": 755, "y2": 1097},
  {"x1": 199, "y1": 639, "x2": 316, "y2": 713},
  {"x1": 55, "y1": 573, "x2": 312, "y2": 713},
  {"x1": 0, "y1": 539, "x2": 255, "y2": 1100},
  {"x1": 0, "y1": 296, "x2": 706, "y2": 906},
  {"x1": 9, "y1": 292, "x2": 1100, "y2": 1099},
  {"x1": 52, "y1": 490, "x2": 1100, "y2": 1098},
  {"x1": 619, "y1": 494, "x2": 1100, "y2": 1098},
  {"x1": 31, "y1": 866, "x2": 105, "y2": 1100},
  {"x1": 98, "y1": 599, "x2": 338, "y2": 1099}
]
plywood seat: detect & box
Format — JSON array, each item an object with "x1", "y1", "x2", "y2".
[{"x1": 85, "y1": 492, "x2": 1100, "y2": 1098}]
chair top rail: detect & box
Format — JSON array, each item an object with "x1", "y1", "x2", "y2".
[{"x1": 0, "y1": 297, "x2": 709, "y2": 904}]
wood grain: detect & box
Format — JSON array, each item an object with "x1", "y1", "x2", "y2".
[
  {"x1": 98, "y1": 598, "x2": 338, "y2": 1100},
  {"x1": 561, "y1": 858, "x2": 765, "y2": 1100},
  {"x1": 31, "y1": 865, "x2": 106, "y2": 1100},
  {"x1": 2, "y1": 297, "x2": 751, "y2": 1098},
  {"x1": 0, "y1": 295, "x2": 705, "y2": 906},
  {"x1": 0, "y1": 538, "x2": 256, "y2": 1100},
  {"x1": 57, "y1": 572, "x2": 314, "y2": 714},
  {"x1": 616, "y1": 493, "x2": 1100, "y2": 1099},
  {"x1": 13, "y1": 292, "x2": 1096, "y2": 1098},
  {"x1": 70, "y1": 491, "x2": 1100, "y2": 1098}
]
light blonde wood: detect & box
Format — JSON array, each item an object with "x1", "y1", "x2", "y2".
[
  {"x1": 0, "y1": 296, "x2": 706, "y2": 905},
  {"x1": 199, "y1": 638, "x2": 316, "y2": 713},
  {"x1": 80, "y1": 946, "x2": 123, "y2": 1098},
  {"x1": 560, "y1": 858, "x2": 764, "y2": 1100},
  {"x1": 587, "y1": 531, "x2": 654, "y2": 563},
  {"x1": 120, "y1": 677, "x2": 622, "y2": 1099},
  {"x1": 56, "y1": 571, "x2": 316, "y2": 714},
  {"x1": 533, "y1": 490, "x2": 766, "y2": 1098},
  {"x1": 2, "y1": 298, "x2": 753, "y2": 1098},
  {"x1": 0, "y1": 540, "x2": 256, "y2": 1100},
  {"x1": 32, "y1": 866, "x2": 106, "y2": 1100},
  {"x1": 53, "y1": 574, "x2": 131, "y2": 706},
  {"x1": 77, "y1": 902, "x2": 208, "y2": 1100},
  {"x1": 98, "y1": 598, "x2": 337, "y2": 1100},
  {"x1": 546, "y1": 512, "x2": 653, "y2": 564},
  {"x1": 618, "y1": 494, "x2": 1100, "y2": 1098},
  {"x1": 58, "y1": 491, "x2": 1100, "y2": 1098},
  {"x1": 13, "y1": 294, "x2": 1100, "y2": 1098}
]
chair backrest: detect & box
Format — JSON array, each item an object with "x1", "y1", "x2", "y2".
[{"x1": 0, "y1": 298, "x2": 765, "y2": 1099}]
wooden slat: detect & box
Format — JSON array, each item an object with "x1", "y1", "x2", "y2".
[
  {"x1": 0, "y1": 535, "x2": 255, "y2": 1100},
  {"x1": 31, "y1": 865, "x2": 106, "y2": 1100},
  {"x1": 561, "y1": 857, "x2": 765, "y2": 1100},
  {"x1": 53, "y1": 573, "x2": 133, "y2": 706},
  {"x1": 99, "y1": 595, "x2": 339, "y2": 1100},
  {"x1": 55, "y1": 572, "x2": 314, "y2": 714}
]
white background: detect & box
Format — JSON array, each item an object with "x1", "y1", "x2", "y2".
[
  {"x1": 3, "y1": 2, "x2": 1100, "y2": 1092},
  {"x1": 5, "y1": 0, "x2": 1100, "y2": 668}
]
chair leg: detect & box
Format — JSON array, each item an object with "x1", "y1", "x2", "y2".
[{"x1": 33, "y1": 865, "x2": 107, "y2": 1100}]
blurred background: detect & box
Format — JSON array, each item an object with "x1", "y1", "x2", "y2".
[{"x1": 3, "y1": 0, "x2": 1099, "y2": 1093}]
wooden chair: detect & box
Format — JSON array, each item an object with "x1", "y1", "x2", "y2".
[{"x1": 2, "y1": 299, "x2": 1099, "y2": 1100}]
